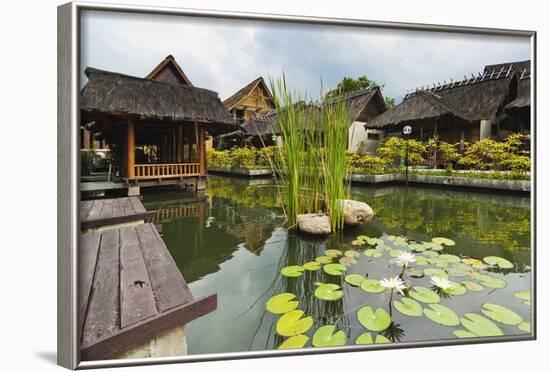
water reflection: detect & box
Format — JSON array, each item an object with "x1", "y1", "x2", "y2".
[{"x1": 141, "y1": 176, "x2": 531, "y2": 354}]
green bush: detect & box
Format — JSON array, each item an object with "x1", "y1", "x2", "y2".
[
  {"x1": 347, "y1": 152, "x2": 391, "y2": 175},
  {"x1": 377, "y1": 136, "x2": 425, "y2": 166},
  {"x1": 206, "y1": 146, "x2": 277, "y2": 170}
]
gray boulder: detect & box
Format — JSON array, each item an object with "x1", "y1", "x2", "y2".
[
  {"x1": 340, "y1": 199, "x2": 374, "y2": 225},
  {"x1": 297, "y1": 213, "x2": 331, "y2": 235}
]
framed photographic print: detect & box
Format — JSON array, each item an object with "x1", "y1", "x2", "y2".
[{"x1": 57, "y1": 1, "x2": 536, "y2": 369}]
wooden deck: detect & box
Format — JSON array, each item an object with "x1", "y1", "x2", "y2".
[
  {"x1": 79, "y1": 222, "x2": 217, "y2": 360},
  {"x1": 80, "y1": 197, "x2": 156, "y2": 230}
]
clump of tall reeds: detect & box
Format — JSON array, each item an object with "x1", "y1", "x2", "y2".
[{"x1": 267, "y1": 76, "x2": 350, "y2": 232}]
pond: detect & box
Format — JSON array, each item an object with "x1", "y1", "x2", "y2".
[{"x1": 142, "y1": 176, "x2": 532, "y2": 355}]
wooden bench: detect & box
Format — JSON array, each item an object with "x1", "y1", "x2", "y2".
[
  {"x1": 80, "y1": 197, "x2": 156, "y2": 230},
  {"x1": 79, "y1": 222, "x2": 217, "y2": 360}
]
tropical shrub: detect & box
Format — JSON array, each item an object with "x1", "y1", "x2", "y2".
[
  {"x1": 377, "y1": 136, "x2": 425, "y2": 166},
  {"x1": 347, "y1": 153, "x2": 391, "y2": 175}
]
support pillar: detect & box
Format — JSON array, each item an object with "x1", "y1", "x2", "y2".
[
  {"x1": 480, "y1": 119, "x2": 492, "y2": 139},
  {"x1": 124, "y1": 118, "x2": 135, "y2": 179}
]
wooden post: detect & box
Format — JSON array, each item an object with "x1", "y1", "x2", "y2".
[
  {"x1": 126, "y1": 118, "x2": 135, "y2": 179},
  {"x1": 199, "y1": 127, "x2": 206, "y2": 175},
  {"x1": 177, "y1": 124, "x2": 183, "y2": 163}
]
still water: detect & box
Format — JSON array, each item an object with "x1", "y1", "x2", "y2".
[{"x1": 142, "y1": 176, "x2": 531, "y2": 354}]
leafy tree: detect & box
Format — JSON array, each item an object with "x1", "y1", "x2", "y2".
[
  {"x1": 325, "y1": 76, "x2": 396, "y2": 109},
  {"x1": 377, "y1": 136, "x2": 425, "y2": 166},
  {"x1": 385, "y1": 97, "x2": 395, "y2": 109}
]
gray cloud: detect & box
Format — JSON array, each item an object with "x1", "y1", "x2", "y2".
[{"x1": 81, "y1": 10, "x2": 530, "y2": 103}]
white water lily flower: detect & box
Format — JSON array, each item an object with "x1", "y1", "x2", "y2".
[
  {"x1": 379, "y1": 276, "x2": 407, "y2": 295},
  {"x1": 430, "y1": 275, "x2": 454, "y2": 290},
  {"x1": 396, "y1": 251, "x2": 416, "y2": 267}
]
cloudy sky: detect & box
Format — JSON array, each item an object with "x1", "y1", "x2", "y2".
[{"x1": 81, "y1": 10, "x2": 531, "y2": 103}]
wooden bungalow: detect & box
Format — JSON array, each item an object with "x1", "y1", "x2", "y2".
[
  {"x1": 80, "y1": 67, "x2": 236, "y2": 194},
  {"x1": 366, "y1": 61, "x2": 531, "y2": 154},
  {"x1": 223, "y1": 77, "x2": 275, "y2": 124},
  {"x1": 218, "y1": 86, "x2": 387, "y2": 152}
]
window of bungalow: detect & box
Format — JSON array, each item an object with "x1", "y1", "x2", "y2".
[
  {"x1": 367, "y1": 132, "x2": 380, "y2": 141},
  {"x1": 235, "y1": 109, "x2": 245, "y2": 124}
]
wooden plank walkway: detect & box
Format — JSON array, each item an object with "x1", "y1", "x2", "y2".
[
  {"x1": 79, "y1": 223, "x2": 217, "y2": 360},
  {"x1": 80, "y1": 197, "x2": 156, "y2": 230}
]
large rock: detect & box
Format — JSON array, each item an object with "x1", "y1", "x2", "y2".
[
  {"x1": 340, "y1": 199, "x2": 374, "y2": 225},
  {"x1": 297, "y1": 213, "x2": 331, "y2": 235}
]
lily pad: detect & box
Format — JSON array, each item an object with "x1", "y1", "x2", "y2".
[
  {"x1": 357, "y1": 235, "x2": 369, "y2": 242},
  {"x1": 444, "y1": 281, "x2": 467, "y2": 296},
  {"x1": 432, "y1": 237, "x2": 456, "y2": 246},
  {"x1": 424, "y1": 268, "x2": 449, "y2": 279},
  {"x1": 428, "y1": 257, "x2": 449, "y2": 268},
  {"x1": 355, "y1": 332, "x2": 391, "y2": 344},
  {"x1": 476, "y1": 274, "x2": 507, "y2": 289},
  {"x1": 360, "y1": 279, "x2": 386, "y2": 294},
  {"x1": 415, "y1": 256, "x2": 430, "y2": 266},
  {"x1": 375, "y1": 334, "x2": 392, "y2": 343},
  {"x1": 364, "y1": 248, "x2": 383, "y2": 258},
  {"x1": 351, "y1": 239, "x2": 366, "y2": 246},
  {"x1": 281, "y1": 265, "x2": 304, "y2": 277},
  {"x1": 345, "y1": 274, "x2": 365, "y2": 287},
  {"x1": 278, "y1": 335, "x2": 309, "y2": 349},
  {"x1": 518, "y1": 322, "x2": 531, "y2": 333},
  {"x1": 453, "y1": 330, "x2": 478, "y2": 339},
  {"x1": 311, "y1": 325, "x2": 347, "y2": 347},
  {"x1": 445, "y1": 267, "x2": 470, "y2": 278},
  {"x1": 323, "y1": 263, "x2": 347, "y2": 276},
  {"x1": 344, "y1": 250, "x2": 360, "y2": 258},
  {"x1": 423, "y1": 242, "x2": 444, "y2": 251},
  {"x1": 339, "y1": 257, "x2": 357, "y2": 266},
  {"x1": 389, "y1": 249, "x2": 404, "y2": 258},
  {"x1": 315, "y1": 256, "x2": 333, "y2": 264},
  {"x1": 314, "y1": 283, "x2": 343, "y2": 301},
  {"x1": 481, "y1": 303, "x2": 522, "y2": 325},
  {"x1": 266, "y1": 293, "x2": 299, "y2": 314},
  {"x1": 423, "y1": 304, "x2": 460, "y2": 326},
  {"x1": 462, "y1": 257, "x2": 488, "y2": 270},
  {"x1": 357, "y1": 306, "x2": 391, "y2": 331},
  {"x1": 409, "y1": 286, "x2": 440, "y2": 304},
  {"x1": 405, "y1": 267, "x2": 425, "y2": 278},
  {"x1": 422, "y1": 251, "x2": 439, "y2": 258},
  {"x1": 462, "y1": 281, "x2": 484, "y2": 292},
  {"x1": 514, "y1": 291, "x2": 531, "y2": 302},
  {"x1": 303, "y1": 261, "x2": 321, "y2": 271},
  {"x1": 460, "y1": 313, "x2": 503, "y2": 336},
  {"x1": 366, "y1": 237, "x2": 384, "y2": 246},
  {"x1": 408, "y1": 243, "x2": 425, "y2": 252},
  {"x1": 393, "y1": 297, "x2": 423, "y2": 317},
  {"x1": 483, "y1": 256, "x2": 514, "y2": 269},
  {"x1": 276, "y1": 310, "x2": 313, "y2": 337},
  {"x1": 439, "y1": 254, "x2": 461, "y2": 264},
  {"x1": 325, "y1": 249, "x2": 343, "y2": 257}
]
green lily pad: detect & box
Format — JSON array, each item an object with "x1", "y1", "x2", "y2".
[
  {"x1": 514, "y1": 291, "x2": 531, "y2": 302},
  {"x1": 351, "y1": 239, "x2": 366, "y2": 246},
  {"x1": 475, "y1": 274, "x2": 507, "y2": 289},
  {"x1": 453, "y1": 330, "x2": 478, "y2": 339},
  {"x1": 276, "y1": 310, "x2": 313, "y2": 337},
  {"x1": 364, "y1": 248, "x2": 383, "y2": 257},
  {"x1": 481, "y1": 303, "x2": 522, "y2": 325},
  {"x1": 422, "y1": 251, "x2": 439, "y2": 258},
  {"x1": 428, "y1": 257, "x2": 449, "y2": 268},
  {"x1": 303, "y1": 261, "x2": 321, "y2": 271},
  {"x1": 460, "y1": 313, "x2": 503, "y2": 336},
  {"x1": 409, "y1": 286, "x2": 440, "y2": 304},
  {"x1": 405, "y1": 267, "x2": 425, "y2": 278},
  {"x1": 444, "y1": 281, "x2": 467, "y2": 296},
  {"x1": 357, "y1": 235, "x2": 369, "y2": 241},
  {"x1": 360, "y1": 279, "x2": 386, "y2": 294},
  {"x1": 375, "y1": 334, "x2": 392, "y2": 343},
  {"x1": 462, "y1": 281, "x2": 484, "y2": 292},
  {"x1": 518, "y1": 322, "x2": 531, "y2": 333},
  {"x1": 357, "y1": 306, "x2": 391, "y2": 331},
  {"x1": 462, "y1": 258, "x2": 488, "y2": 270},
  {"x1": 393, "y1": 297, "x2": 423, "y2": 317},
  {"x1": 325, "y1": 249, "x2": 343, "y2": 257},
  {"x1": 323, "y1": 263, "x2": 347, "y2": 276},
  {"x1": 345, "y1": 274, "x2": 365, "y2": 286},
  {"x1": 415, "y1": 256, "x2": 430, "y2": 265},
  {"x1": 389, "y1": 249, "x2": 404, "y2": 258},
  {"x1": 483, "y1": 256, "x2": 514, "y2": 269},
  {"x1": 366, "y1": 237, "x2": 384, "y2": 246},
  {"x1": 423, "y1": 304, "x2": 460, "y2": 326},
  {"x1": 432, "y1": 237, "x2": 456, "y2": 246},
  {"x1": 278, "y1": 335, "x2": 309, "y2": 349},
  {"x1": 339, "y1": 256, "x2": 357, "y2": 266},
  {"x1": 311, "y1": 325, "x2": 347, "y2": 347},
  {"x1": 423, "y1": 242, "x2": 444, "y2": 251},
  {"x1": 344, "y1": 250, "x2": 360, "y2": 258},
  {"x1": 316, "y1": 256, "x2": 333, "y2": 264},
  {"x1": 445, "y1": 267, "x2": 470, "y2": 278},
  {"x1": 281, "y1": 265, "x2": 304, "y2": 277},
  {"x1": 355, "y1": 332, "x2": 391, "y2": 344},
  {"x1": 424, "y1": 268, "x2": 449, "y2": 279},
  {"x1": 314, "y1": 283, "x2": 343, "y2": 301},
  {"x1": 266, "y1": 293, "x2": 299, "y2": 314},
  {"x1": 439, "y1": 254, "x2": 461, "y2": 264},
  {"x1": 408, "y1": 243, "x2": 425, "y2": 252}
]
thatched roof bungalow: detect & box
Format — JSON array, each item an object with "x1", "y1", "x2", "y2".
[
  {"x1": 81, "y1": 66, "x2": 236, "y2": 189},
  {"x1": 366, "y1": 61, "x2": 530, "y2": 148},
  {"x1": 219, "y1": 86, "x2": 387, "y2": 151},
  {"x1": 223, "y1": 77, "x2": 275, "y2": 124}
]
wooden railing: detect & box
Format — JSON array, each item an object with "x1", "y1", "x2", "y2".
[{"x1": 133, "y1": 163, "x2": 201, "y2": 179}]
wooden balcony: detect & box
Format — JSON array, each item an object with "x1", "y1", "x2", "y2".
[{"x1": 133, "y1": 163, "x2": 202, "y2": 180}]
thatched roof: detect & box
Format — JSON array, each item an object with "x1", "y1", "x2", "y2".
[
  {"x1": 81, "y1": 68, "x2": 236, "y2": 135},
  {"x1": 145, "y1": 54, "x2": 193, "y2": 86},
  {"x1": 238, "y1": 86, "x2": 386, "y2": 137},
  {"x1": 506, "y1": 72, "x2": 531, "y2": 111},
  {"x1": 223, "y1": 77, "x2": 273, "y2": 110},
  {"x1": 367, "y1": 68, "x2": 517, "y2": 129},
  {"x1": 484, "y1": 60, "x2": 530, "y2": 75}
]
